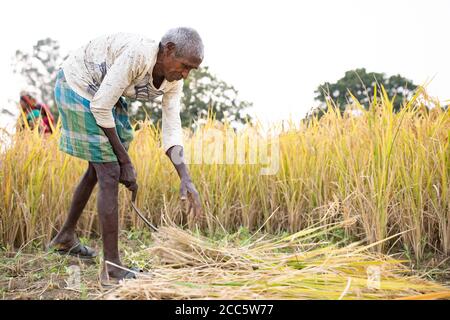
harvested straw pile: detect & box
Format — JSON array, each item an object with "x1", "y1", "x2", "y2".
[{"x1": 109, "y1": 222, "x2": 450, "y2": 300}]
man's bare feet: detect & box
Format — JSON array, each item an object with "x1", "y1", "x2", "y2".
[{"x1": 100, "y1": 262, "x2": 138, "y2": 287}]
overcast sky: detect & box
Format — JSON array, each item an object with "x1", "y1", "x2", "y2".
[{"x1": 0, "y1": 0, "x2": 449, "y2": 129}]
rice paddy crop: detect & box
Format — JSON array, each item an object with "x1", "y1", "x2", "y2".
[
  {"x1": 0, "y1": 87, "x2": 448, "y2": 264},
  {"x1": 108, "y1": 220, "x2": 450, "y2": 300}
]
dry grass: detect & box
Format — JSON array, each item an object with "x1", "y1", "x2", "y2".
[
  {"x1": 0, "y1": 228, "x2": 153, "y2": 300},
  {"x1": 0, "y1": 247, "x2": 103, "y2": 300},
  {"x1": 109, "y1": 221, "x2": 450, "y2": 300},
  {"x1": 1, "y1": 219, "x2": 449, "y2": 300},
  {"x1": 0, "y1": 88, "x2": 448, "y2": 263}
]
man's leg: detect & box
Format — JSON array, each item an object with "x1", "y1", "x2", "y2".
[
  {"x1": 93, "y1": 162, "x2": 127, "y2": 279},
  {"x1": 50, "y1": 162, "x2": 97, "y2": 248}
]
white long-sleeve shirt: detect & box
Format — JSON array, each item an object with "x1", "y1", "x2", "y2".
[{"x1": 62, "y1": 33, "x2": 184, "y2": 152}]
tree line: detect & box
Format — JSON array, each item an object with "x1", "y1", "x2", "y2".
[{"x1": 11, "y1": 38, "x2": 447, "y2": 128}]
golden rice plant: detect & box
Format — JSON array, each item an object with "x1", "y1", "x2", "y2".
[
  {"x1": 0, "y1": 88, "x2": 448, "y2": 261},
  {"x1": 108, "y1": 221, "x2": 450, "y2": 300}
]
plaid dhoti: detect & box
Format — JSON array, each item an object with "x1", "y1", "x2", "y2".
[{"x1": 54, "y1": 69, "x2": 134, "y2": 162}]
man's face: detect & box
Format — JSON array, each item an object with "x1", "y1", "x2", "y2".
[{"x1": 162, "y1": 43, "x2": 202, "y2": 82}]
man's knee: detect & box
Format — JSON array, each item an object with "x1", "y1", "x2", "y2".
[{"x1": 92, "y1": 162, "x2": 120, "y2": 188}]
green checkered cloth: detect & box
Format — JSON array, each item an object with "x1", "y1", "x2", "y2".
[{"x1": 54, "y1": 69, "x2": 134, "y2": 162}]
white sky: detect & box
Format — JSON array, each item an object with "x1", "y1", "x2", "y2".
[{"x1": 0, "y1": 0, "x2": 449, "y2": 129}]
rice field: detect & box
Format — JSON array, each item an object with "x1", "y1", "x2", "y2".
[{"x1": 0, "y1": 88, "x2": 449, "y2": 299}]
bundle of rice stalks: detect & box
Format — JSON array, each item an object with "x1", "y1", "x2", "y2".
[{"x1": 109, "y1": 222, "x2": 450, "y2": 300}]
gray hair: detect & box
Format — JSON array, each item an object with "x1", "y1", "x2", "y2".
[{"x1": 161, "y1": 27, "x2": 204, "y2": 60}]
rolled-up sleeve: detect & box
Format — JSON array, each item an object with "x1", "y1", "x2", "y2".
[
  {"x1": 161, "y1": 80, "x2": 184, "y2": 152},
  {"x1": 90, "y1": 49, "x2": 146, "y2": 128}
]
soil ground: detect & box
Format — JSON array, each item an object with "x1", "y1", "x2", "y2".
[{"x1": 1, "y1": 229, "x2": 449, "y2": 300}]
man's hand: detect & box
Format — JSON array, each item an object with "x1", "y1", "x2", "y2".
[
  {"x1": 166, "y1": 145, "x2": 203, "y2": 221},
  {"x1": 99, "y1": 124, "x2": 138, "y2": 194},
  {"x1": 119, "y1": 162, "x2": 138, "y2": 193},
  {"x1": 180, "y1": 177, "x2": 203, "y2": 220}
]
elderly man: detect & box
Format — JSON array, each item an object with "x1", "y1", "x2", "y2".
[{"x1": 49, "y1": 27, "x2": 203, "y2": 284}]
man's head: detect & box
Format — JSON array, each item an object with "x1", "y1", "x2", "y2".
[{"x1": 158, "y1": 27, "x2": 204, "y2": 82}]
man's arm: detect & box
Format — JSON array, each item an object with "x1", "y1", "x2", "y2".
[
  {"x1": 90, "y1": 49, "x2": 146, "y2": 128},
  {"x1": 165, "y1": 144, "x2": 190, "y2": 181},
  {"x1": 99, "y1": 125, "x2": 137, "y2": 193},
  {"x1": 166, "y1": 145, "x2": 202, "y2": 218},
  {"x1": 162, "y1": 82, "x2": 202, "y2": 218},
  {"x1": 100, "y1": 126, "x2": 131, "y2": 165},
  {"x1": 89, "y1": 48, "x2": 146, "y2": 194}
]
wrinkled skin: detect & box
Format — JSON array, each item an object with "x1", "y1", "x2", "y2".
[
  {"x1": 50, "y1": 41, "x2": 203, "y2": 281},
  {"x1": 152, "y1": 41, "x2": 202, "y2": 84}
]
